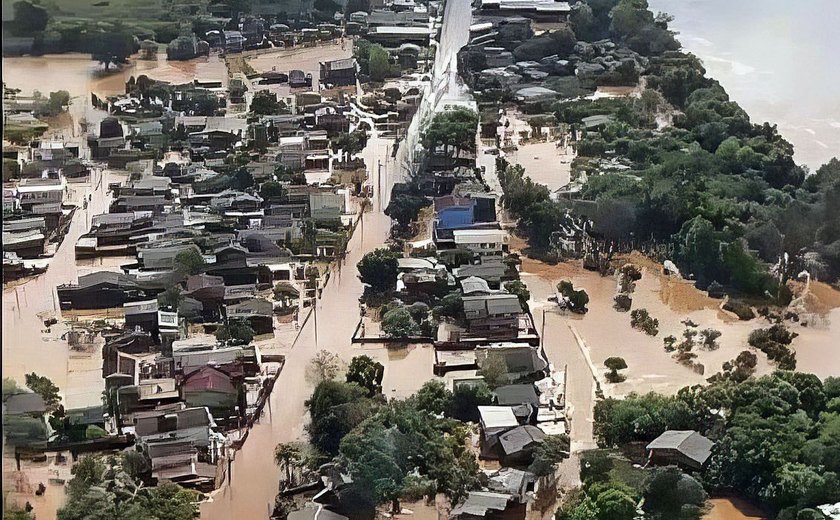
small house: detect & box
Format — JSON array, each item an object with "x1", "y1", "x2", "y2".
[
  {"x1": 646, "y1": 430, "x2": 715, "y2": 470},
  {"x1": 320, "y1": 58, "x2": 358, "y2": 87}
]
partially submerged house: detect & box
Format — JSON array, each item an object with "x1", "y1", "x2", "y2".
[{"x1": 463, "y1": 294, "x2": 522, "y2": 340}]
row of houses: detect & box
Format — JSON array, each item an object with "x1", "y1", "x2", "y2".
[
  {"x1": 36, "y1": 58, "x2": 375, "y2": 490},
  {"x1": 3, "y1": 140, "x2": 88, "y2": 273}
]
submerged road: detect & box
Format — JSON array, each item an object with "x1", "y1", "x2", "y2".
[{"x1": 201, "y1": 2, "x2": 473, "y2": 517}]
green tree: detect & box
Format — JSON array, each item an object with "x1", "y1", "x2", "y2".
[
  {"x1": 528, "y1": 434, "x2": 570, "y2": 476},
  {"x1": 478, "y1": 353, "x2": 508, "y2": 389},
  {"x1": 250, "y1": 91, "x2": 283, "y2": 115},
  {"x1": 451, "y1": 382, "x2": 492, "y2": 422},
  {"x1": 414, "y1": 380, "x2": 453, "y2": 416},
  {"x1": 346, "y1": 355, "x2": 385, "y2": 396},
  {"x1": 3, "y1": 378, "x2": 25, "y2": 401},
  {"x1": 339, "y1": 397, "x2": 481, "y2": 513},
  {"x1": 332, "y1": 131, "x2": 368, "y2": 155},
  {"x1": 357, "y1": 248, "x2": 400, "y2": 293},
  {"x1": 173, "y1": 248, "x2": 206, "y2": 276},
  {"x1": 11, "y1": 1, "x2": 48, "y2": 35},
  {"x1": 306, "y1": 380, "x2": 379, "y2": 455},
  {"x1": 381, "y1": 308, "x2": 420, "y2": 338},
  {"x1": 59, "y1": 455, "x2": 199, "y2": 520},
  {"x1": 504, "y1": 280, "x2": 531, "y2": 309},
  {"x1": 215, "y1": 321, "x2": 255, "y2": 345},
  {"x1": 274, "y1": 442, "x2": 303, "y2": 487},
  {"x1": 558, "y1": 280, "x2": 590, "y2": 313},
  {"x1": 91, "y1": 26, "x2": 137, "y2": 70},
  {"x1": 643, "y1": 466, "x2": 707, "y2": 520},
  {"x1": 157, "y1": 285, "x2": 184, "y2": 312},
  {"x1": 421, "y1": 108, "x2": 480, "y2": 169},
  {"x1": 368, "y1": 44, "x2": 391, "y2": 82},
  {"x1": 385, "y1": 194, "x2": 428, "y2": 229},
  {"x1": 24, "y1": 373, "x2": 60, "y2": 410},
  {"x1": 604, "y1": 357, "x2": 628, "y2": 383},
  {"x1": 594, "y1": 486, "x2": 638, "y2": 520},
  {"x1": 260, "y1": 181, "x2": 286, "y2": 200},
  {"x1": 310, "y1": 349, "x2": 341, "y2": 382},
  {"x1": 432, "y1": 292, "x2": 464, "y2": 321}
]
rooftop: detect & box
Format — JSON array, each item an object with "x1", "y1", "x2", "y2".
[
  {"x1": 478, "y1": 406, "x2": 519, "y2": 430},
  {"x1": 647, "y1": 430, "x2": 715, "y2": 465}
]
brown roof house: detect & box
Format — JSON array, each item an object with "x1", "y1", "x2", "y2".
[{"x1": 646, "y1": 430, "x2": 715, "y2": 471}]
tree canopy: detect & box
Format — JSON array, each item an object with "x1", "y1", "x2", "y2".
[
  {"x1": 57, "y1": 454, "x2": 199, "y2": 520},
  {"x1": 346, "y1": 355, "x2": 384, "y2": 396},
  {"x1": 357, "y1": 248, "x2": 399, "y2": 293}
]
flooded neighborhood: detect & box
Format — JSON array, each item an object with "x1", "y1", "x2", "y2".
[{"x1": 3, "y1": 0, "x2": 839, "y2": 520}]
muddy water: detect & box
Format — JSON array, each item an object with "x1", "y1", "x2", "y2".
[
  {"x1": 703, "y1": 498, "x2": 766, "y2": 520},
  {"x1": 200, "y1": 135, "x2": 407, "y2": 519},
  {"x1": 2, "y1": 168, "x2": 130, "y2": 406},
  {"x1": 517, "y1": 251, "x2": 840, "y2": 399},
  {"x1": 2, "y1": 167, "x2": 130, "y2": 520},
  {"x1": 2, "y1": 52, "x2": 226, "y2": 136},
  {"x1": 499, "y1": 111, "x2": 573, "y2": 192}
]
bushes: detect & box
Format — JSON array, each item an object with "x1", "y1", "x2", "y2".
[
  {"x1": 748, "y1": 324, "x2": 798, "y2": 370},
  {"x1": 381, "y1": 307, "x2": 420, "y2": 338},
  {"x1": 604, "y1": 357, "x2": 627, "y2": 383},
  {"x1": 557, "y1": 280, "x2": 590, "y2": 313},
  {"x1": 594, "y1": 392, "x2": 699, "y2": 447},
  {"x1": 450, "y1": 382, "x2": 492, "y2": 422},
  {"x1": 630, "y1": 308, "x2": 659, "y2": 336}
]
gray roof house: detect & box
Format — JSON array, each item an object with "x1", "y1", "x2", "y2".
[
  {"x1": 497, "y1": 425, "x2": 545, "y2": 463},
  {"x1": 646, "y1": 430, "x2": 715, "y2": 470},
  {"x1": 451, "y1": 491, "x2": 515, "y2": 520}
]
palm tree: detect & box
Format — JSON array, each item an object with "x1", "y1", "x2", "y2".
[{"x1": 274, "y1": 443, "x2": 303, "y2": 488}]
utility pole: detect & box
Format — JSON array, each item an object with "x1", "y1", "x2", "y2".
[
  {"x1": 312, "y1": 297, "x2": 319, "y2": 348},
  {"x1": 377, "y1": 160, "x2": 382, "y2": 211},
  {"x1": 541, "y1": 308, "x2": 546, "y2": 348}
]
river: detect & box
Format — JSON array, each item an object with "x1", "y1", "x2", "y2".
[{"x1": 648, "y1": 0, "x2": 840, "y2": 169}]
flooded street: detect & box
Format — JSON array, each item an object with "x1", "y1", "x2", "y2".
[
  {"x1": 200, "y1": 133, "x2": 410, "y2": 519},
  {"x1": 202, "y1": 2, "x2": 473, "y2": 516},
  {"x1": 2, "y1": 167, "x2": 129, "y2": 410}
]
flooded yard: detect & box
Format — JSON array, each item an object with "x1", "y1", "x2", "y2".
[
  {"x1": 498, "y1": 110, "x2": 573, "y2": 193},
  {"x1": 514, "y1": 240, "x2": 840, "y2": 400},
  {"x1": 703, "y1": 498, "x2": 766, "y2": 520}
]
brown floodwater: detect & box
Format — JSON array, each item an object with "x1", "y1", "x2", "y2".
[
  {"x1": 2, "y1": 166, "x2": 130, "y2": 520},
  {"x1": 703, "y1": 498, "x2": 766, "y2": 520},
  {"x1": 2, "y1": 52, "x2": 226, "y2": 136},
  {"x1": 200, "y1": 134, "x2": 413, "y2": 519}
]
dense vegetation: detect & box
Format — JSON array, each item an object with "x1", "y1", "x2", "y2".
[
  {"x1": 57, "y1": 453, "x2": 200, "y2": 520},
  {"x1": 593, "y1": 372, "x2": 840, "y2": 517},
  {"x1": 303, "y1": 378, "x2": 494, "y2": 515},
  {"x1": 493, "y1": 0, "x2": 840, "y2": 299}
]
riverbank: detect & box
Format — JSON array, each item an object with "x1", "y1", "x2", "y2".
[{"x1": 648, "y1": 0, "x2": 840, "y2": 169}]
